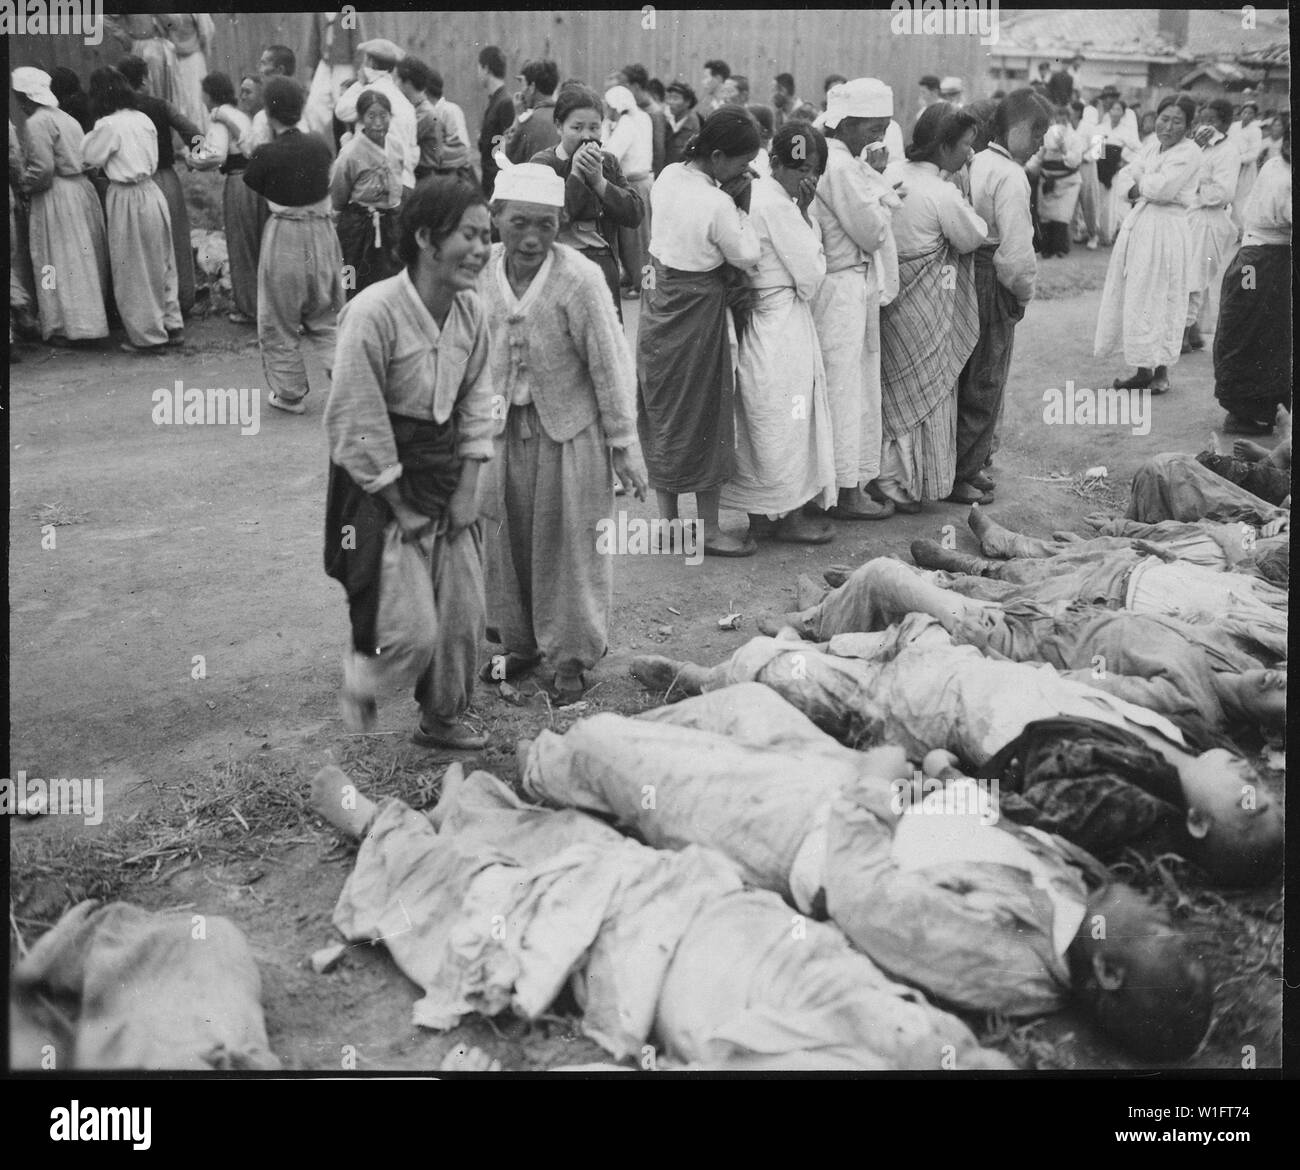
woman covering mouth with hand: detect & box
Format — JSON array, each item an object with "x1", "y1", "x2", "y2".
[{"x1": 324, "y1": 175, "x2": 498, "y2": 752}]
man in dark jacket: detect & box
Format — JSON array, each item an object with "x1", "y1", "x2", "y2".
[
  {"x1": 662, "y1": 81, "x2": 701, "y2": 169},
  {"x1": 477, "y1": 44, "x2": 513, "y2": 196},
  {"x1": 502, "y1": 58, "x2": 560, "y2": 165}
]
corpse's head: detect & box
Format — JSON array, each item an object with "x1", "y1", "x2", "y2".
[
  {"x1": 1224, "y1": 668, "x2": 1287, "y2": 727},
  {"x1": 1070, "y1": 884, "x2": 1211, "y2": 1060},
  {"x1": 1179, "y1": 748, "x2": 1283, "y2": 886}
]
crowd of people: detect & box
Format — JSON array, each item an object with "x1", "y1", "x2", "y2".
[
  {"x1": 7, "y1": 39, "x2": 1291, "y2": 733},
  {"x1": 7, "y1": 24, "x2": 1290, "y2": 1071}
]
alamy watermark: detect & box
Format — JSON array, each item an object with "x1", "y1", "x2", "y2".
[
  {"x1": 2, "y1": 771, "x2": 103, "y2": 825},
  {"x1": 595, "y1": 511, "x2": 704, "y2": 566},
  {"x1": 890, "y1": 0, "x2": 1000, "y2": 46},
  {"x1": 1, "y1": 1, "x2": 103, "y2": 46},
  {"x1": 1043, "y1": 381, "x2": 1151, "y2": 436},
  {"x1": 152, "y1": 381, "x2": 261, "y2": 435},
  {"x1": 890, "y1": 772, "x2": 1000, "y2": 826}
]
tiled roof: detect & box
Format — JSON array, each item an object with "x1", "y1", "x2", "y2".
[
  {"x1": 997, "y1": 8, "x2": 1289, "y2": 63},
  {"x1": 1236, "y1": 42, "x2": 1290, "y2": 68}
]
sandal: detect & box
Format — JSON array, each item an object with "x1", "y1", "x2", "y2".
[
  {"x1": 771, "y1": 524, "x2": 834, "y2": 544},
  {"x1": 944, "y1": 481, "x2": 994, "y2": 505},
  {"x1": 545, "y1": 672, "x2": 587, "y2": 704},
  {"x1": 826, "y1": 499, "x2": 894, "y2": 521},
  {"x1": 411, "y1": 720, "x2": 488, "y2": 751},
  {"x1": 703, "y1": 536, "x2": 759, "y2": 558}
]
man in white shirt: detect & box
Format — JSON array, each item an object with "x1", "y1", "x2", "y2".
[
  {"x1": 248, "y1": 44, "x2": 312, "y2": 149},
  {"x1": 426, "y1": 69, "x2": 471, "y2": 167},
  {"x1": 700, "y1": 59, "x2": 730, "y2": 115},
  {"x1": 333, "y1": 38, "x2": 420, "y2": 192}
]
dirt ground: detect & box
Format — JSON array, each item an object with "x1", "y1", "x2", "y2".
[{"x1": 8, "y1": 243, "x2": 1283, "y2": 1071}]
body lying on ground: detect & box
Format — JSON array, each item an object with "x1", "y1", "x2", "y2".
[
  {"x1": 629, "y1": 611, "x2": 1281, "y2": 887},
  {"x1": 12, "y1": 900, "x2": 280, "y2": 1070},
  {"x1": 1128, "y1": 449, "x2": 1289, "y2": 526},
  {"x1": 784, "y1": 554, "x2": 1284, "y2": 735},
  {"x1": 905, "y1": 510, "x2": 1287, "y2": 663},
  {"x1": 1081, "y1": 512, "x2": 1287, "y2": 585},
  {"x1": 523, "y1": 683, "x2": 1214, "y2": 1059},
  {"x1": 309, "y1": 762, "x2": 1011, "y2": 1070}
]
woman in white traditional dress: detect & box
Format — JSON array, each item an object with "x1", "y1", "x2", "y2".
[
  {"x1": 10, "y1": 67, "x2": 109, "y2": 345},
  {"x1": 82, "y1": 66, "x2": 183, "y2": 352},
  {"x1": 1227, "y1": 99, "x2": 1262, "y2": 229},
  {"x1": 1182, "y1": 98, "x2": 1241, "y2": 353},
  {"x1": 161, "y1": 13, "x2": 214, "y2": 133},
  {"x1": 1096, "y1": 98, "x2": 1141, "y2": 245},
  {"x1": 1073, "y1": 99, "x2": 1103, "y2": 249},
  {"x1": 1097, "y1": 93, "x2": 1196, "y2": 395},
  {"x1": 721, "y1": 121, "x2": 837, "y2": 543},
  {"x1": 1029, "y1": 106, "x2": 1083, "y2": 257},
  {"x1": 876, "y1": 102, "x2": 987, "y2": 510},
  {"x1": 1093, "y1": 95, "x2": 1200, "y2": 396}
]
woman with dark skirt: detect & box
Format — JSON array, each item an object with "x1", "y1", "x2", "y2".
[
  {"x1": 530, "y1": 84, "x2": 643, "y2": 321},
  {"x1": 636, "y1": 107, "x2": 761, "y2": 556},
  {"x1": 330, "y1": 89, "x2": 404, "y2": 299},
  {"x1": 1213, "y1": 126, "x2": 1291, "y2": 434},
  {"x1": 324, "y1": 177, "x2": 496, "y2": 750}
]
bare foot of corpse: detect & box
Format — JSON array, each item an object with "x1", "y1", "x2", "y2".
[
  {"x1": 310, "y1": 766, "x2": 377, "y2": 839},
  {"x1": 1232, "y1": 438, "x2": 1270, "y2": 463},
  {"x1": 630, "y1": 655, "x2": 707, "y2": 696}
]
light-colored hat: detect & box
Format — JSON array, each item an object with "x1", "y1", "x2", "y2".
[
  {"x1": 822, "y1": 77, "x2": 893, "y2": 128},
  {"x1": 492, "y1": 162, "x2": 565, "y2": 207},
  {"x1": 11, "y1": 67, "x2": 58, "y2": 107},
  {"x1": 357, "y1": 38, "x2": 405, "y2": 63},
  {"x1": 939, "y1": 76, "x2": 964, "y2": 95},
  {"x1": 604, "y1": 84, "x2": 636, "y2": 114}
]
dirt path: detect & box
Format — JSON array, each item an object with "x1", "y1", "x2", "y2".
[{"x1": 9, "y1": 246, "x2": 1282, "y2": 1070}]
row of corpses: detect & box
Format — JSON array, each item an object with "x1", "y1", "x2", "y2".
[{"x1": 12, "y1": 450, "x2": 1286, "y2": 1070}]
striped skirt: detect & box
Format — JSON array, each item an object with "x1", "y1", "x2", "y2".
[{"x1": 879, "y1": 244, "x2": 979, "y2": 500}]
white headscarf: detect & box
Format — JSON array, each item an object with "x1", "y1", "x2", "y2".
[{"x1": 604, "y1": 85, "x2": 636, "y2": 116}]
